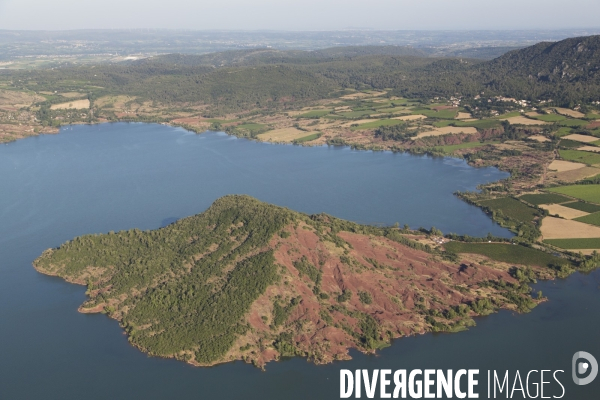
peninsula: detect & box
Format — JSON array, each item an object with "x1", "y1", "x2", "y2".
[{"x1": 34, "y1": 195, "x2": 582, "y2": 368}]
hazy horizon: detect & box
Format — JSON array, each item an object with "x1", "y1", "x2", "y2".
[{"x1": 1, "y1": 0, "x2": 600, "y2": 31}]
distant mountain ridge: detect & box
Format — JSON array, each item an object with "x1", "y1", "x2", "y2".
[
  {"x1": 136, "y1": 45, "x2": 429, "y2": 67},
  {"x1": 10, "y1": 34, "x2": 600, "y2": 110}
]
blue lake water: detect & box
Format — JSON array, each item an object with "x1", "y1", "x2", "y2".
[{"x1": 0, "y1": 123, "x2": 598, "y2": 399}]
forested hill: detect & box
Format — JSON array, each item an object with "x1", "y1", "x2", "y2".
[
  {"x1": 7, "y1": 35, "x2": 600, "y2": 111},
  {"x1": 472, "y1": 35, "x2": 600, "y2": 104},
  {"x1": 33, "y1": 195, "x2": 544, "y2": 368},
  {"x1": 133, "y1": 45, "x2": 428, "y2": 68}
]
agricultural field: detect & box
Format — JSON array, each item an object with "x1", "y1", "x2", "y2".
[
  {"x1": 297, "y1": 110, "x2": 331, "y2": 118},
  {"x1": 293, "y1": 133, "x2": 321, "y2": 143},
  {"x1": 553, "y1": 127, "x2": 573, "y2": 137},
  {"x1": 553, "y1": 108, "x2": 585, "y2": 118},
  {"x1": 478, "y1": 197, "x2": 539, "y2": 224},
  {"x1": 500, "y1": 116, "x2": 549, "y2": 125},
  {"x1": 351, "y1": 119, "x2": 404, "y2": 130},
  {"x1": 414, "y1": 126, "x2": 477, "y2": 138},
  {"x1": 558, "y1": 119, "x2": 589, "y2": 128},
  {"x1": 548, "y1": 160, "x2": 586, "y2": 172},
  {"x1": 454, "y1": 119, "x2": 502, "y2": 129},
  {"x1": 528, "y1": 135, "x2": 550, "y2": 142},
  {"x1": 544, "y1": 238, "x2": 600, "y2": 249},
  {"x1": 232, "y1": 123, "x2": 268, "y2": 136},
  {"x1": 530, "y1": 113, "x2": 566, "y2": 122},
  {"x1": 574, "y1": 212, "x2": 600, "y2": 227},
  {"x1": 339, "y1": 110, "x2": 374, "y2": 119},
  {"x1": 559, "y1": 149, "x2": 600, "y2": 165},
  {"x1": 519, "y1": 193, "x2": 571, "y2": 205},
  {"x1": 559, "y1": 139, "x2": 586, "y2": 149},
  {"x1": 548, "y1": 185, "x2": 600, "y2": 203},
  {"x1": 257, "y1": 127, "x2": 310, "y2": 142},
  {"x1": 562, "y1": 201, "x2": 600, "y2": 213},
  {"x1": 578, "y1": 146, "x2": 600, "y2": 153},
  {"x1": 393, "y1": 115, "x2": 426, "y2": 121},
  {"x1": 412, "y1": 108, "x2": 458, "y2": 119},
  {"x1": 562, "y1": 134, "x2": 599, "y2": 143},
  {"x1": 540, "y1": 216, "x2": 600, "y2": 239},
  {"x1": 50, "y1": 99, "x2": 90, "y2": 110},
  {"x1": 540, "y1": 204, "x2": 589, "y2": 219},
  {"x1": 444, "y1": 242, "x2": 571, "y2": 268},
  {"x1": 433, "y1": 140, "x2": 500, "y2": 153}
]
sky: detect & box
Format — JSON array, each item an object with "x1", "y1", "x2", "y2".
[{"x1": 0, "y1": 0, "x2": 599, "y2": 31}]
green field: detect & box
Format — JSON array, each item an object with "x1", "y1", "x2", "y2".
[
  {"x1": 236, "y1": 123, "x2": 266, "y2": 132},
  {"x1": 553, "y1": 127, "x2": 573, "y2": 137},
  {"x1": 519, "y1": 193, "x2": 571, "y2": 205},
  {"x1": 531, "y1": 114, "x2": 566, "y2": 122},
  {"x1": 445, "y1": 242, "x2": 570, "y2": 268},
  {"x1": 338, "y1": 110, "x2": 372, "y2": 119},
  {"x1": 376, "y1": 106, "x2": 409, "y2": 114},
  {"x1": 559, "y1": 139, "x2": 586, "y2": 149},
  {"x1": 433, "y1": 141, "x2": 500, "y2": 153},
  {"x1": 351, "y1": 119, "x2": 404, "y2": 130},
  {"x1": 558, "y1": 119, "x2": 589, "y2": 128},
  {"x1": 297, "y1": 110, "x2": 331, "y2": 118},
  {"x1": 494, "y1": 111, "x2": 522, "y2": 119},
  {"x1": 544, "y1": 238, "x2": 600, "y2": 249},
  {"x1": 561, "y1": 201, "x2": 600, "y2": 213},
  {"x1": 293, "y1": 133, "x2": 321, "y2": 143},
  {"x1": 559, "y1": 149, "x2": 600, "y2": 165},
  {"x1": 574, "y1": 212, "x2": 600, "y2": 226},
  {"x1": 548, "y1": 185, "x2": 600, "y2": 203},
  {"x1": 478, "y1": 197, "x2": 539, "y2": 224}
]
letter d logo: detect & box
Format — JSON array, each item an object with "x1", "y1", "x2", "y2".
[{"x1": 572, "y1": 351, "x2": 598, "y2": 385}]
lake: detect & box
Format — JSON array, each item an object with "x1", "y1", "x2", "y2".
[{"x1": 0, "y1": 123, "x2": 598, "y2": 399}]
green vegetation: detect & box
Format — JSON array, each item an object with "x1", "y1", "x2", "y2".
[
  {"x1": 226, "y1": 123, "x2": 268, "y2": 138},
  {"x1": 544, "y1": 238, "x2": 600, "y2": 249},
  {"x1": 559, "y1": 139, "x2": 586, "y2": 149},
  {"x1": 35, "y1": 195, "x2": 294, "y2": 364},
  {"x1": 358, "y1": 291, "x2": 373, "y2": 305},
  {"x1": 460, "y1": 196, "x2": 543, "y2": 242},
  {"x1": 558, "y1": 119, "x2": 589, "y2": 128},
  {"x1": 548, "y1": 185, "x2": 600, "y2": 203},
  {"x1": 339, "y1": 111, "x2": 372, "y2": 119},
  {"x1": 293, "y1": 133, "x2": 322, "y2": 144},
  {"x1": 530, "y1": 114, "x2": 566, "y2": 122},
  {"x1": 444, "y1": 242, "x2": 571, "y2": 269},
  {"x1": 293, "y1": 256, "x2": 322, "y2": 293},
  {"x1": 433, "y1": 141, "x2": 500, "y2": 153},
  {"x1": 559, "y1": 149, "x2": 600, "y2": 166},
  {"x1": 574, "y1": 212, "x2": 600, "y2": 226},
  {"x1": 351, "y1": 119, "x2": 404, "y2": 130},
  {"x1": 33, "y1": 195, "x2": 440, "y2": 366},
  {"x1": 554, "y1": 127, "x2": 573, "y2": 137},
  {"x1": 337, "y1": 290, "x2": 352, "y2": 303},
  {"x1": 272, "y1": 298, "x2": 299, "y2": 327},
  {"x1": 519, "y1": 193, "x2": 571, "y2": 205},
  {"x1": 478, "y1": 197, "x2": 540, "y2": 225},
  {"x1": 494, "y1": 111, "x2": 521, "y2": 119},
  {"x1": 297, "y1": 110, "x2": 331, "y2": 118},
  {"x1": 561, "y1": 201, "x2": 600, "y2": 213}
]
